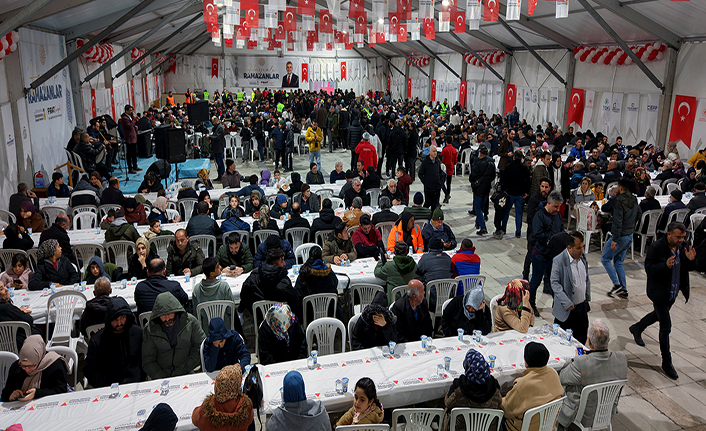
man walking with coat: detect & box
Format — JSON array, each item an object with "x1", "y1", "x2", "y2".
[
  {"x1": 468, "y1": 145, "x2": 495, "y2": 235},
  {"x1": 418, "y1": 145, "x2": 444, "y2": 211},
  {"x1": 210, "y1": 117, "x2": 226, "y2": 181}
]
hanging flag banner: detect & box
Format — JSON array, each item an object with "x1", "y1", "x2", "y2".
[
  {"x1": 320, "y1": 9, "x2": 333, "y2": 33},
  {"x1": 691, "y1": 98, "x2": 706, "y2": 152},
  {"x1": 600, "y1": 92, "x2": 612, "y2": 132},
  {"x1": 459, "y1": 81, "x2": 467, "y2": 107},
  {"x1": 270, "y1": 0, "x2": 286, "y2": 11},
  {"x1": 398, "y1": 0, "x2": 412, "y2": 20},
  {"x1": 362, "y1": 59, "x2": 368, "y2": 78},
  {"x1": 504, "y1": 84, "x2": 516, "y2": 115},
  {"x1": 454, "y1": 11, "x2": 465, "y2": 33},
  {"x1": 668, "y1": 95, "x2": 697, "y2": 148},
  {"x1": 506, "y1": 0, "x2": 521, "y2": 20},
  {"x1": 484, "y1": 0, "x2": 499, "y2": 21},
  {"x1": 549, "y1": 88, "x2": 559, "y2": 124},
  {"x1": 643, "y1": 93, "x2": 660, "y2": 141},
  {"x1": 609, "y1": 92, "x2": 623, "y2": 134},
  {"x1": 566, "y1": 88, "x2": 585, "y2": 128},
  {"x1": 302, "y1": 62, "x2": 309, "y2": 82},
  {"x1": 90, "y1": 88, "x2": 97, "y2": 118},
  {"x1": 467, "y1": 0, "x2": 481, "y2": 20},
  {"x1": 624, "y1": 93, "x2": 640, "y2": 138},
  {"x1": 419, "y1": 0, "x2": 433, "y2": 19},
  {"x1": 264, "y1": 5, "x2": 277, "y2": 28},
  {"x1": 407, "y1": 78, "x2": 412, "y2": 97},
  {"x1": 284, "y1": 7, "x2": 297, "y2": 31},
  {"x1": 387, "y1": 75, "x2": 392, "y2": 92},
  {"x1": 528, "y1": 0, "x2": 538, "y2": 15},
  {"x1": 468, "y1": 82, "x2": 476, "y2": 110},
  {"x1": 341, "y1": 61, "x2": 347, "y2": 80},
  {"x1": 351, "y1": 0, "x2": 366, "y2": 18},
  {"x1": 424, "y1": 18, "x2": 435, "y2": 39},
  {"x1": 326, "y1": 0, "x2": 341, "y2": 18},
  {"x1": 211, "y1": 58, "x2": 219, "y2": 78},
  {"x1": 298, "y1": 0, "x2": 315, "y2": 16},
  {"x1": 431, "y1": 79, "x2": 437, "y2": 101},
  {"x1": 539, "y1": 88, "x2": 548, "y2": 125},
  {"x1": 556, "y1": 0, "x2": 569, "y2": 18},
  {"x1": 204, "y1": 0, "x2": 218, "y2": 26}
]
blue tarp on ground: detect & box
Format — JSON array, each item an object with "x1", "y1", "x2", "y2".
[
  {"x1": 176, "y1": 158, "x2": 211, "y2": 179},
  {"x1": 113, "y1": 157, "x2": 210, "y2": 194}
]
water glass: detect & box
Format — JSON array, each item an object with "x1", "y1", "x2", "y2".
[
  {"x1": 185, "y1": 272, "x2": 190, "y2": 282},
  {"x1": 341, "y1": 377, "x2": 349, "y2": 393},
  {"x1": 382, "y1": 345, "x2": 390, "y2": 356},
  {"x1": 553, "y1": 323, "x2": 560, "y2": 336},
  {"x1": 444, "y1": 356, "x2": 451, "y2": 371},
  {"x1": 457, "y1": 328, "x2": 464, "y2": 341},
  {"x1": 280, "y1": 387, "x2": 284, "y2": 404},
  {"x1": 96, "y1": 226, "x2": 101, "y2": 235},
  {"x1": 566, "y1": 329, "x2": 573, "y2": 342},
  {"x1": 420, "y1": 335, "x2": 428, "y2": 349},
  {"x1": 488, "y1": 355, "x2": 496, "y2": 368},
  {"x1": 73, "y1": 283, "x2": 79, "y2": 291},
  {"x1": 81, "y1": 281, "x2": 87, "y2": 291},
  {"x1": 137, "y1": 409, "x2": 146, "y2": 427},
  {"x1": 473, "y1": 330, "x2": 482, "y2": 343},
  {"x1": 50, "y1": 283, "x2": 56, "y2": 294},
  {"x1": 388, "y1": 341, "x2": 396, "y2": 355},
  {"x1": 28, "y1": 227, "x2": 33, "y2": 235},
  {"x1": 160, "y1": 380, "x2": 170, "y2": 396},
  {"x1": 133, "y1": 222, "x2": 138, "y2": 228},
  {"x1": 437, "y1": 364, "x2": 445, "y2": 376},
  {"x1": 335, "y1": 379, "x2": 343, "y2": 393},
  {"x1": 110, "y1": 382, "x2": 119, "y2": 398},
  {"x1": 8, "y1": 287, "x2": 14, "y2": 298},
  {"x1": 121, "y1": 279, "x2": 127, "y2": 289},
  {"x1": 131, "y1": 277, "x2": 137, "y2": 283}
]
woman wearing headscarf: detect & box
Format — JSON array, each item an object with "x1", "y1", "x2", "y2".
[
  {"x1": 294, "y1": 247, "x2": 343, "y2": 320},
  {"x1": 192, "y1": 190, "x2": 219, "y2": 218},
  {"x1": 18, "y1": 200, "x2": 44, "y2": 233},
  {"x1": 2, "y1": 223, "x2": 34, "y2": 251},
  {"x1": 192, "y1": 364, "x2": 254, "y2": 431},
  {"x1": 386, "y1": 211, "x2": 424, "y2": 253},
  {"x1": 128, "y1": 237, "x2": 157, "y2": 280},
  {"x1": 252, "y1": 205, "x2": 280, "y2": 235},
  {"x1": 682, "y1": 167, "x2": 698, "y2": 193},
  {"x1": 266, "y1": 371, "x2": 331, "y2": 431},
  {"x1": 195, "y1": 168, "x2": 214, "y2": 192},
  {"x1": 440, "y1": 286, "x2": 492, "y2": 337},
  {"x1": 28, "y1": 239, "x2": 80, "y2": 291},
  {"x1": 1, "y1": 335, "x2": 70, "y2": 401},
  {"x1": 351, "y1": 291, "x2": 398, "y2": 351},
  {"x1": 633, "y1": 167, "x2": 649, "y2": 197},
  {"x1": 493, "y1": 279, "x2": 535, "y2": 333},
  {"x1": 257, "y1": 303, "x2": 307, "y2": 365},
  {"x1": 441, "y1": 349, "x2": 502, "y2": 431},
  {"x1": 245, "y1": 191, "x2": 263, "y2": 217},
  {"x1": 149, "y1": 196, "x2": 180, "y2": 223},
  {"x1": 143, "y1": 403, "x2": 178, "y2": 431}
]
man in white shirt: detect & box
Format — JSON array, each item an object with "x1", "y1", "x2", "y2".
[{"x1": 550, "y1": 231, "x2": 591, "y2": 344}]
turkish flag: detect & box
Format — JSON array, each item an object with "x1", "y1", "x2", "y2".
[
  {"x1": 341, "y1": 62, "x2": 347, "y2": 80},
  {"x1": 130, "y1": 79, "x2": 135, "y2": 106},
  {"x1": 431, "y1": 79, "x2": 437, "y2": 101},
  {"x1": 567, "y1": 88, "x2": 585, "y2": 128},
  {"x1": 245, "y1": 6, "x2": 259, "y2": 28},
  {"x1": 284, "y1": 7, "x2": 297, "y2": 31},
  {"x1": 240, "y1": 17, "x2": 251, "y2": 35},
  {"x1": 225, "y1": 38, "x2": 233, "y2": 48},
  {"x1": 377, "y1": 31, "x2": 386, "y2": 44},
  {"x1": 528, "y1": 0, "x2": 538, "y2": 16},
  {"x1": 349, "y1": 0, "x2": 364, "y2": 18},
  {"x1": 504, "y1": 84, "x2": 516, "y2": 115},
  {"x1": 484, "y1": 0, "x2": 499, "y2": 22},
  {"x1": 387, "y1": 75, "x2": 391, "y2": 92},
  {"x1": 298, "y1": 0, "x2": 315, "y2": 16},
  {"x1": 287, "y1": 31, "x2": 295, "y2": 42},
  {"x1": 321, "y1": 9, "x2": 333, "y2": 33},
  {"x1": 460, "y1": 81, "x2": 467, "y2": 107},
  {"x1": 669, "y1": 95, "x2": 697, "y2": 148},
  {"x1": 354, "y1": 13, "x2": 367, "y2": 34},
  {"x1": 398, "y1": 24, "x2": 408, "y2": 41},
  {"x1": 454, "y1": 10, "x2": 465, "y2": 33},
  {"x1": 203, "y1": 0, "x2": 217, "y2": 25},
  {"x1": 110, "y1": 87, "x2": 116, "y2": 119},
  {"x1": 442, "y1": 0, "x2": 457, "y2": 15},
  {"x1": 389, "y1": 13, "x2": 400, "y2": 36},
  {"x1": 247, "y1": 40, "x2": 257, "y2": 49},
  {"x1": 398, "y1": 0, "x2": 411, "y2": 20},
  {"x1": 302, "y1": 63, "x2": 309, "y2": 82},
  {"x1": 237, "y1": 23, "x2": 250, "y2": 39},
  {"x1": 275, "y1": 22, "x2": 285, "y2": 40},
  {"x1": 407, "y1": 78, "x2": 412, "y2": 97},
  {"x1": 424, "y1": 18, "x2": 435, "y2": 40},
  {"x1": 211, "y1": 58, "x2": 219, "y2": 78},
  {"x1": 90, "y1": 88, "x2": 96, "y2": 118}
]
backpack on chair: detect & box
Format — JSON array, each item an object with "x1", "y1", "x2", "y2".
[{"x1": 243, "y1": 365, "x2": 264, "y2": 426}]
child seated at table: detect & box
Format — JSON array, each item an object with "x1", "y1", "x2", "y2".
[{"x1": 336, "y1": 377, "x2": 384, "y2": 427}]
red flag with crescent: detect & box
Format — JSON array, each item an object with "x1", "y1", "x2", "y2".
[
  {"x1": 387, "y1": 75, "x2": 391, "y2": 92},
  {"x1": 431, "y1": 79, "x2": 437, "y2": 101},
  {"x1": 275, "y1": 22, "x2": 285, "y2": 40},
  {"x1": 240, "y1": 17, "x2": 251, "y2": 37},
  {"x1": 504, "y1": 84, "x2": 516, "y2": 115},
  {"x1": 669, "y1": 95, "x2": 697, "y2": 148},
  {"x1": 397, "y1": 24, "x2": 407, "y2": 42},
  {"x1": 389, "y1": 13, "x2": 399, "y2": 37},
  {"x1": 443, "y1": 0, "x2": 457, "y2": 15},
  {"x1": 320, "y1": 9, "x2": 332, "y2": 33},
  {"x1": 484, "y1": 0, "x2": 499, "y2": 21},
  {"x1": 298, "y1": 0, "x2": 315, "y2": 16},
  {"x1": 407, "y1": 78, "x2": 412, "y2": 97},
  {"x1": 90, "y1": 88, "x2": 96, "y2": 118},
  {"x1": 245, "y1": 5, "x2": 259, "y2": 28},
  {"x1": 454, "y1": 10, "x2": 465, "y2": 33},
  {"x1": 459, "y1": 81, "x2": 467, "y2": 107},
  {"x1": 567, "y1": 88, "x2": 585, "y2": 128},
  {"x1": 341, "y1": 62, "x2": 347, "y2": 80},
  {"x1": 284, "y1": 7, "x2": 297, "y2": 31},
  {"x1": 302, "y1": 63, "x2": 309, "y2": 82},
  {"x1": 110, "y1": 87, "x2": 116, "y2": 119},
  {"x1": 203, "y1": 0, "x2": 217, "y2": 25},
  {"x1": 130, "y1": 79, "x2": 135, "y2": 107},
  {"x1": 247, "y1": 40, "x2": 257, "y2": 49},
  {"x1": 349, "y1": 0, "x2": 364, "y2": 18},
  {"x1": 424, "y1": 18, "x2": 435, "y2": 40},
  {"x1": 528, "y1": 0, "x2": 538, "y2": 16},
  {"x1": 398, "y1": 0, "x2": 411, "y2": 20},
  {"x1": 354, "y1": 13, "x2": 367, "y2": 34},
  {"x1": 225, "y1": 38, "x2": 233, "y2": 48},
  {"x1": 211, "y1": 58, "x2": 219, "y2": 78}
]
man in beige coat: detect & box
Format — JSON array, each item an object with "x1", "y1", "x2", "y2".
[{"x1": 501, "y1": 342, "x2": 564, "y2": 431}]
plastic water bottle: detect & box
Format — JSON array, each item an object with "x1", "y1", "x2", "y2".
[
  {"x1": 409, "y1": 246, "x2": 414, "y2": 256},
  {"x1": 121, "y1": 279, "x2": 127, "y2": 289},
  {"x1": 211, "y1": 213, "x2": 215, "y2": 220},
  {"x1": 307, "y1": 350, "x2": 318, "y2": 369}
]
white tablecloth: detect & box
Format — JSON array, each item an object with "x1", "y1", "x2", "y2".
[{"x1": 258, "y1": 327, "x2": 583, "y2": 414}]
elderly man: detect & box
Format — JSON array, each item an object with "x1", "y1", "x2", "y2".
[
  {"x1": 166, "y1": 229, "x2": 205, "y2": 276},
  {"x1": 343, "y1": 178, "x2": 370, "y2": 208},
  {"x1": 551, "y1": 231, "x2": 591, "y2": 344},
  {"x1": 79, "y1": 277, "x2": 114, "y2": 336},
  {"x1": 421, "y1": 208, "x2": 457, "y2": 251},
  {"x1": 418, "y1": 145, "x2": 444, "y2": 211},
  {"x1": 142, "y1": 292, "x2": 205, "y2": 379},
  {"x1": 380, "y1": 178, "x2": 406, "y2": 206},
  {"x1": 305, "y1": 163, "x2": 325, "y2": 185},
  {"x1": 39, "y1": 214, "x2": 75, "y2": 264},
  {"x1": 343, "y1": 196, "x2": 365, "y2": 228},
  {"x1": 557, "y1": 320, "x2": 627, "y2": 431},
  {"x1": 372, "y1": 196, "x2": 399, "y2": 225},
  {"x1": 330, "y1": 160, "x2": 346, "y2": 183},
  {"x1": 135, "y1": 258, "x2": 189, "y2": 315},
  {"x1": 391, "y1": 279, "x2": 433, "y2": 343},
  {"x1": 83, "y1": 296, "x2": 145, "y2": 388},
  {"x1": 323, "y1": 223, "x2": 358, "y2": 265}
]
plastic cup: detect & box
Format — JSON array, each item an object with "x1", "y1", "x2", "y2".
[
  {"x1": 437, "y1": 363, "x2": 445, "y2": 376},
  {"x1": 420, "y1": 335, "x2": 427, "y2": 349},
  {"x1": 96, "y1": 226, "x2": 101, "y2": 235},
  {"x1": 553, "y1": 323, "x2": 560, "y2": 336},
  {"x1": 473, "y1": 330, "x2": 482, "y2": 343},
  {"x1": 133, "y1": 222, "x2": 138, "y2": 228},
  {"x1": 50, "y1": 283, "x2": 56, "y2": 294},
  {"x1": 382, "y1": 345, "x2": 390, "y2": 356},
  {"x1": 185, "y1": 272, "x2": 190, "y2": 282},
  {"x1": 81, "y1": 281, "x2": 87, "y2": 291},
  {"x1": 336, "y1": 379, "x2": 343, "y2": 393},
  {"x1": 341, "y1": 377, "x2": 349, "y2": 393},
  {"x1": 131, "y1": 277, "x2": 137, "y2": 283},
  {"x1": 137, "y1": 409, "x2": 146, "y2": 427},
  {"x1": 73, "y1": 283, "x2": 79, "y2": 291},
  {"x1": 27, "y1": 227, "x2": 32, "y2": 235},
  {"x1": 121, "y1": 279, "x2": 127, "y2": 289},
  {"x1": 457, "y1": 328, "x2": 464, "y2": 341},
  {"x1": 444, "y1": 356, "x2": 451, "y2": 371},
  {"x1": 488, "y1": 355, "x2": 496, "y2": 368},
  {"x1": 280, "y1": 387, "x2": 284, "y2": 404},
  {"x1": 110, "y1": 382, "x2": 119, "y2": 398},
  {"x1": 566, "y1": 329, "x2": 573, "y2": 342},
  {"x1": 160, "y1": 380, "x2": 170, "y2": 396},
  {"x1": 388, "y1": 341, "x2": 396, "y2": 355},
  {"x1": 8, "y1": 287, "x2": 14, "y2": 298}
]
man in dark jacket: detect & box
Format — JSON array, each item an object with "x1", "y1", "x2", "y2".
[
  {"x1": 387, "y1": 120, "x2": 407, "y2": 176},
  {"x1": 79, "y1": 277, "x2": 114, "y2": 337},
  {"x1": 391, "y1": 280, "x2": 433, "y2": 343},
  {"x1": 252, "y1": 234, "x2": 297, "y2": 269},
  {"x1": 528, "y1": 191, "x2": 564, "y2": 315},
  {"x1": 216, "y1": 231, "x2": 254, "y2": 276},
  {"x1": 348, "y1": 118, "x2": 364, "y2": 170},
  {"x1": 468, "y1": 145, "x2": 495, "y2": 235},
  {"x1": 603, "y1": 178, "x2": 642, "y2": 299},
  {"x1": 418, "y1": 145, "x2": 444, "y2": 211},
  {"x1": 283, "y1": 203, "x2": 310, "y2": 237},
  {"x1": 120, "y1": 105, "x2": 139, "y2": 173},
  {"x1": 101, "y1": 177, "x2": 127, "y2": 206},
  {"x1": 343, "y1": 178, "x2": 370, "y2": 207},
  {"x1": 270, "y1": 122, "x2": 286, "y2": 170},
  {"x1": 602, "y1": 161, "x2": 622, "y2": 185},
  {"x1": 415, "y1": 237, "x2": 454, "y2": 314},
  {"x1": 8, "y1": 183, "x2": 39, "y2": 220},
  {"x1": 440, "y1": 286, "x2": 492, "y2": 337},
  {"x1": 186, "y1": 201, "x2": 222, "y2": 238},
  {"x1": 305, "y1": 163, "x2": 325, "y2": 184},
  {"x1": 523, "y1": 178, "x2": 552, "y2": 280},
  {"x1": 374, "y1": 118, "x2": 389, "y2": 175},
  {"x1": 501, "y1": 151, "x2": 531, "y2": 238},
  {"x1": 134, "y1": 258, "x2": 189, "y2": 315},
  {"x1": 380, "y1": 179, "x2": 406, "y2": 206},
  {"x1": 202, "y1": 317, "x2": 250, "y2": 372},
  {"x1": 240, "y1": 248, "x2": 302, "y2": 318},
  {"x1": 39, "y1": 214, "x2": 75, "y2": 264},
  {"x1": 83, "y1": 296, "x2": 145, "y2": 388},
  {"x1": 372, "y1": 197, "x2": 399, "y2": 225},
  {"x1": 497, "y1": 129, "x2": 515, "y2": 171},
  {"x1": 310, "y1": 198, "x2": 343, "y2": 239},
  {"x1": 421, "y1": 208, "x2": 457, "y2": 251},
  {"x1": 210, "y1": 117, "x2": 226, "y2": 180},
  {"x1": 629, "y1": 222, "x2": 697, "y2": 380},
  {"x1": 351, "y1": 291, "x2": 399, "y2": 351},
  {"x1": 28, "y1": 239, "x2": 80, "y2": 291},
  {"x1": 166, "y1": 229, "x2": 206, "y2": 276},
  {"x1": 339, "y1": 107, "x2": 350, "y2": 150}
]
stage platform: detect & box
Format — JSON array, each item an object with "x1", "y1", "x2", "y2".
[{"x1": 112, "y1": 157, "x2": 211, "y2": 194}]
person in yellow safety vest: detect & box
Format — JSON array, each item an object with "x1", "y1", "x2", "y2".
[
  {"x1": 236, "y1": 89, "x2": 244, "y2": 102},
  {"x1": 277, "y1": 102, "x2": 285, "y2": 113},
  {"x1": 363, "y1": 107, "x2": 371, "y2": 119},
  {"x1": 203, "y1": 90, "x2": 210, "y2": 101},
  {"x1": 423, "y1": 104, "x2": 432, "y2": 115},
  {"x1": 440, "y1": 99, "x2": 449, "y2": 117}
]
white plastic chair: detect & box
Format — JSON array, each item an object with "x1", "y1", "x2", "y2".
[
  {"x1": 441, "y1": 298, "x2": 453, "y2": 316},
  {"x1": 305, "y1": 317, "x2": 346, "y2": 356},
  {"x1": 0, "y1": 351, "x2": 18, "y2": 391},
  {"x1": 253, "y1": 300, "x2": 281, "y2": 356},
  {"x1": 375, "y1": 221, "x2": 396, "y2": 243},
  {"x1": 426, "y1": 278, "x2": 459, "y2": 321},
  {"x1": 367, "y1": 189, "x2": 381, "y2": 206},
  {"x1": 576, "y1": 205, "x2": 601, "y2": 254},
  {"x1": 391, "y1": 408, "x2": 444, "y2": 431},
  {"x1": 314, "y1": 229, "x2": 332, "y2": 247},
  {"x1": 195, "y1": 300, "x2": 236, "y2": 333},
  {"x1": 0, "y1": 249, "x2": 30, "y2": 273},
  {"x1": 348, "y1": 313, "x2": 361, "y2": 350},
  {"x1": 571, "y1": 380, "x2": 627, "y2": 431},
  {"x1": 191, "y1": 234, "x2": 217, "y2": 258},
  {"x1": 415, "y1": 219, "x2": 429, "y2": 231},
  {"x1": 457, "y1": 148, "x2": 473, "y2": 177},
  {"x1": 455, "y1": 274, "x2": 486, "y2": 294},
  {"x1": 165, "y1": 208, "x2": 180, "y2": 222},
  {"x1": 0, "y1": 209, "x2": 16, "y2": 225},
  {"x1": 519, "y1": 397, "x2": 566, "y2": 431},
  {"x1": 688, "y1": 214, "x2": 706, "y2": 242},
  {"x1": 86, "y1": 323, "x2": 104, "y2": 342},
  {"x1": 657, "y1": 208, "x2": 690, "y2": 236},
  {"x1": 330, "y1": 197, "x2": 345, "y2": 209},
  {"x1": 295, "y1": 243, "x2": 321, "y2": 264},
  {"x1": 253, "y1": 229, "x2": 280, "y2": 248},
  {"x1": 666, "y1": 183, "x2": 679, "y2": 195},
  {"x1": 633, "y1": 209, "x2": 662, "y2": 257},
  {"x1": 316, "y1": 188, "x2": 335, "y2": 202},
  {"x1": 42, "y1": 205, "x2": 67, "y2": 228},
  {"x1": 286, "y1": 227, "x2": 310, "y2": 251},
  {"x1": 105, "y1": 240, "x2": 136, "y2": 270},
  {"x1": 46, "y1": 291, "x2": 87, "y2": 354},
  {"x1": 337, "y1": 426, "x2": 390, "y2": 431},
  {"x1": 350, "y1": 284, "x2": 384, "y2": 315},
  {"x1": 649, "y1": 183, "x2": 662, "y2": 196},
  {"x1": 73, "y1": 243, "x2": 105, "y2": 274},
  {"x1": 391, "y1": 285, "x2": 408, "y2": 302},
  {"x1": 178, "y1": 198, "x2": 198, "y2": 222},
  {"x1": 139, "y1": 312, "x2": 151, "y2": 329},
  {"x1": 448, "y1": 407, "x2": 504, "y2": 431},
  {"x1": 302, "y1": 293, "x2": 338, "y2": 328},
  {"x1": 149, "y1": 235, "x2": 175, "y2": 260},
  {"x1": 47, "y1": 345, "x2": 80, "y2": 389},
  {"x1": 0, "y1": 321, "x2": 32, "y2": 354},
  {"x1": 489, "y1": 293, "x2": 503, "y2": 326},
  {"x1": 72, "y1": 211, "x2": 97, "y2": 230},
  {"x1": 98, "y1": 204, "x2": 121, "y2": 220},
  {"x1": 71, "y1": 204, "x2": 98, "y2": 217}
]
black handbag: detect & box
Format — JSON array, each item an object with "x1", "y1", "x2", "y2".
[{"x1": 244, "y1": 365, "x2": 264, "y2": 426}]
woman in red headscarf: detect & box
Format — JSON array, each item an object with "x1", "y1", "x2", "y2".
[{"x1": 493, "y1": 279, "x2": 535, "y2": 333}]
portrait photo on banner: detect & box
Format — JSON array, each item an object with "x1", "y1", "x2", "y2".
[{"x1": 237, "y1": 57, "x2": 305, "y2": 89}]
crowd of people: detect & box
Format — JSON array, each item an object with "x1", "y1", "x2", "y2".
[{"x1": 2, "y1": 85, "x2": 703, "y2": 430}]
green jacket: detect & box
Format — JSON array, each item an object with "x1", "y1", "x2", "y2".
[
  {"x1": 104, "y1": 221, "x2": 140, "y2": 242},
  {"x1": 215, "y1": 244, "x2": 254, "y2": 273},
  {"x1": 374, "y1": 256, "x2": 417, "y2": 303},
  {"x1": 404, "y1": 205, "x2": 432, "y2": 221},
  {"x1": 142, "y1": 292, "x2": 206, "y2": 379},
  {"x1": 192, "y1": 278, "x2": 235, "y2": 333},
  {"x1": 331, "y1": 113, "x2": 339, "y2": 138},
  {"x1": 166, "y1": 240, "x2": 205, "y2": 276},
  {"x1": 322, "y1": 235, "x2": 358, "y2": 263}
]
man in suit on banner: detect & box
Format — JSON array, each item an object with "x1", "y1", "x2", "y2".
[{"x1": 281, "y1": 61, "x2": 299, "y2": 88}]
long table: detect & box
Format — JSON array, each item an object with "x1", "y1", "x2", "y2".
[{"x1": 0, "y1": 327, "x2": 583, "y2": 430}]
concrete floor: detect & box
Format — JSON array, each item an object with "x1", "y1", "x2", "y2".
[{"x1": 208, "y1": 146, "x2": 706, "y2": 431}]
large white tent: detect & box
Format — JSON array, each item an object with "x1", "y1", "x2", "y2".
[{"x1": 1, "y1": 0, "x2": 706, "y2": 209}]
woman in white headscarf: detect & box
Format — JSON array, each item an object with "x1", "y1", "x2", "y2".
[
  {"x1": 257, "y1": 303, "x2": 307, "y2": 365},
  {"x1": 440, "y1": 286, "x2": 493, "y2": 337},
  {"x1": 1, "y1": 335, "x2": 70, "y2": 401}
]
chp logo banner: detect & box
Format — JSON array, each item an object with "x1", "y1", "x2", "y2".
[
  {"x1": 19, "y1": 28, "x2": 74, "y2": 176},
  {"x1": 237, "y1": 56, "x2": 306, "y2": 88}
]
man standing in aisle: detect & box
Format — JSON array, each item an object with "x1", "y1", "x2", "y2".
[
  {"x1": 468, "y1": 145, "x2": 495, "y2": 236},
  {"x1": 629, "y1": 222, "x2": 697, "y2": 380},
  {"x1": 603, "y1": 178, "x2": 641, "y2": 299},
  {"x1": 418, "y1": 145, "x2": 444, "y2": 211},
  {"x1": 306, "y1": 121, "x2": 323, "y2": 172},
  {"x1": 551, "y1": 231, "x2": 591, "y2": 344},
  {"x1": 120, "y1": 105, "x2": 139, "y2": 174},
  {"x1": 210, "y1": 116, "x2": 226, "y2": 181}
]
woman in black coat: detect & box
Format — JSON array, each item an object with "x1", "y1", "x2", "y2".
[
  {"x1": 2, "y1": 223, "x2": 34, "y2": 251},
  {"x1": 294, "y1": 247, "x2": 343, "y2": 321},
  {"x1": 27, "y1": 239, "x2": 81, "y2": 291},
  {"x1": 440, "y1": 288, "x2": 492, "y2": 337},
  {"x1": 258, "y1": 304, "x2": 308, "y2": 365},
  {"x1": 351, "y1": 291, "x2": 399, "y2": 351},
  {"x1": 1, "y1": 335, "x2": 69, "y2": 402}
]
